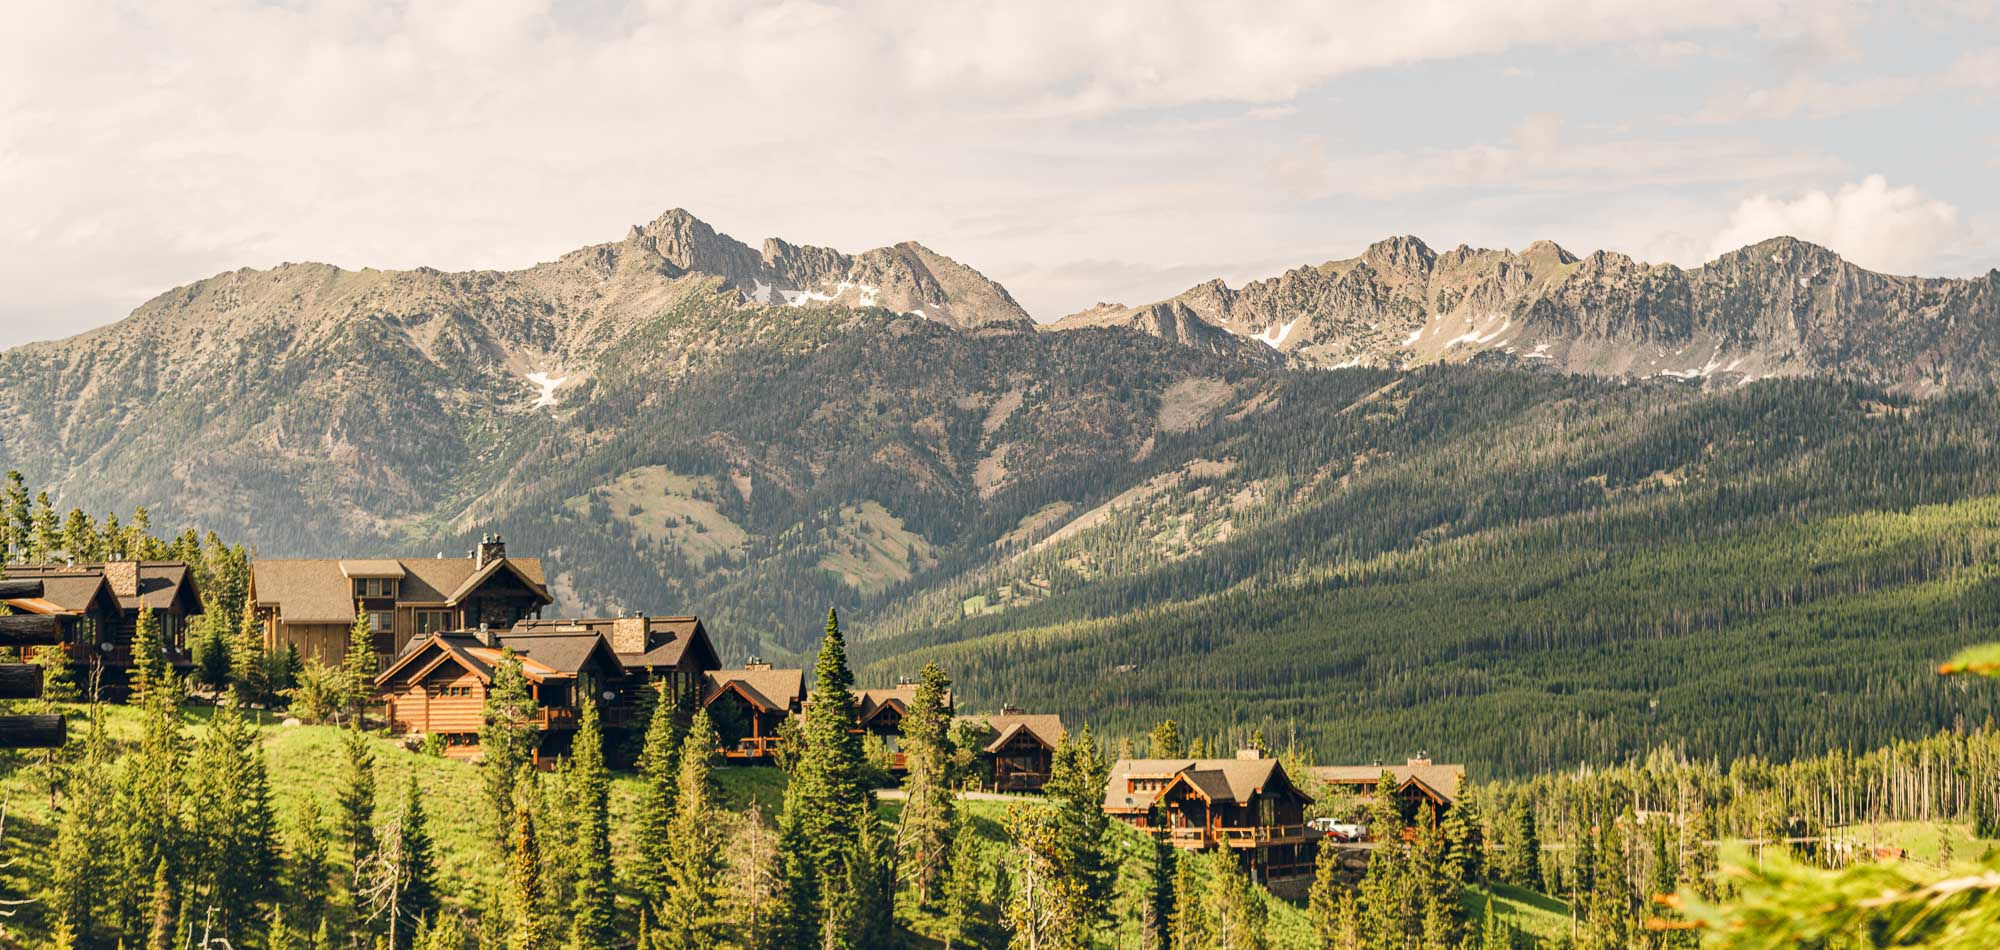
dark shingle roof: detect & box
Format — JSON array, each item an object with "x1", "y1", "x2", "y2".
[{"x1": 253, "y1": 556, "x2": 549, "y2": 623}]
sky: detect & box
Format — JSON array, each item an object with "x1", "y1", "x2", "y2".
[{"x1": 2, "y1": 1, "x2": 1997, "y2": 349}]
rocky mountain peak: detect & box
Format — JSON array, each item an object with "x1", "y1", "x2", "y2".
[{"x1": 1363, "y1": 235, "x2": 1437, "y2": 276}]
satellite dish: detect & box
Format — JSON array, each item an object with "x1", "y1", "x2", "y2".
[{"x1": 602, "y1": 690, "x2": 617, "y2": 701}]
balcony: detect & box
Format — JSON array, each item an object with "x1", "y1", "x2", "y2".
[
  {"x1": 721, "y1": 735, "x2": 784, "y2": 760},
  {"x1": 1152, "y1": 823, "x2": 1307, "y2": 849},
  {"x1": 537, "y1": 707, "x2": 579, "y2": 729}
]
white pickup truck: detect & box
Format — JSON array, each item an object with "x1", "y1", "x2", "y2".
[{"x1": 1308, "y1": 818, "x2": 1369, "y2": 841}]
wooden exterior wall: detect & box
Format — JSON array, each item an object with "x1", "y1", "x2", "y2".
[{"x1": 383, "y1": 668, "x2": 489, "y2": 749}]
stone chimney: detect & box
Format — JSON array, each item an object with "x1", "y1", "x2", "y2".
[
  {"x1": 476, "y1": 623, "x2": 497, "y2": 648},
  {"x1": 104, "y1": 560, "x2": 140, "y2": 599},
  {"x1": 1236, "y1": 747, "x2": 1264, "y2": 760},
  {"x1": 611, "y1": 616, "x2": 649, "y2": 655},
  {"x1": 475, "y1": 534, "x2": 507, "y2": 570},
  {"x1": 744, "y1": 655, "x2": 772, "y2": 672},
  {"x1": 1001, "y1": 703, "x2": 1024, "y2": 716},
  {"x1": 1408, "y1": 754, "x2": 1431, "y2": 767}
]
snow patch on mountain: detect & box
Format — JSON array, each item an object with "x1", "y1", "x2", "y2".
[
  {"x1": 526, "y1": 372, "x2": 569, "y2": 408},
  {"x1": 1251, "y1": 317, "x2": 1302, "y2": 349}
]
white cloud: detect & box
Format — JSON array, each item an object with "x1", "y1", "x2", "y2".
[
  {"x1": 1705, "y1": 176, "x2": 1968, "y2": 273},
  {"x1": 0, "y1": 0, "x2": 1971, "y2": 346},
  {"x1": 1689, "y1": 74, "x2": 1924, "y2": 123},
  {"x1": 1948, "y1": 47, "x2": 2000, "y2": 92}
]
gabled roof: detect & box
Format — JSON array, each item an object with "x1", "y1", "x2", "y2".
[
  {"x1": 444, "y1": 557, "x2": 550, "y2": 605},
  {"x1": 703, "y1": 667, "x2": 806, "y2": 713},
  {"x1": 253, "y1": 555, "x2": 549, "y2": 623},
  {"x1": 5, "y1": 562, "x2": 201, "y2": 614},
  {"x1": 1310, "y1": 758, "x2": 1465, "y2": 804},
  {"x1": 1104, "y1": 757, "x2": 1313, "y2": 812},
  {"x1": 512, "y1": 615, "x2": 721, "y2": 672},
  {"x1": 857, "y1": 686, "x2": 935, "y2": 727},
  {"x1": 963, "y1": 712, "x2": 1065, "y2": 753},
  {"x1": 376, "y1": 629, "x2": 613, "y2": 690},
  {"x1": 491, "y1": 632, "x2": 618, "y2": 680},
  {"x1": 2, "y1": 569, "x2": 116, "y2": 616}
]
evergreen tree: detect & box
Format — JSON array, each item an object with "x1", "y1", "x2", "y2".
[
  {"x1": 505, "y1": 801, "x2": 550, "y2": 950},
  {"x1": 1410, "y1": 810, "x2": 1463, "y2": 948},
  {"x1": 896, "y1": 661, "x2": 956, "y2": 906},
  {"x1": 1307, "y1": 831, "x2": 1345, "y2": 948},
  {"x1": 418, "y1": 912, "x2": 468, "y2": 950},
  {"x1": 768, "y1": 781, "x2": 822, "y2": 950},
  {"x1": 1002, "y1": 805, "x2": 1084, "y2": 950},
  {"x1": 365, "y1": 773, "x2": 440, "y2": 948},
  {"x1": 1478, "y1": 897, "x2": 1515, "y2": 950},
  {"x1": 1045, "y1": 725, "x2": 1113, "y2": 927},
  {"x1": 1209, "y1": 851, "x2": 1266, "y2": 950},
  {"x1": 45, "y1": 712, "x2": 116, "y2": 944},
  {"x1": 1140, "y1": 807, "x2": 1175, "y2": 950},
  {"x1": 567, "y1": 693, "x2": 615, "y2": 950},
  {"x1": 193, "y1": 611, "x2": 231, "y2": 691},
  {"x1": 33, "y1": 642, "x2": 78, "y2": 702},
  {"x1": 29, "y1": 491, "x2": 57, "y2": 561},
  {"x1": 1167, "y1": 852, "x2": 1209, "y2": 950},
  {"x1": 1505, "y1": 796, "x2": 1543, "y2": 891},
  {"x1": 479, "y1": 649, "x2": 541, "y2": 849},
  {"x1": 143, "y1": 859, "x2": 173, "y2": 950},
  {"x1": 343, "y1": 613, "x2": 378, "y2": 723},
  {"x1": 779, "y1": 608, "x2": 887, "y2": 948},
  {"x1": 937, "y1": 808, "x2": 986, "y2": 950},
  {"x1": 339, "y1": 726, "x2": 379, "y2": 932},
  {"x1": 60, "y1": 508, "x2": 97, "y2": 563},
  {"x1": 229, "y1": 598, "x2": 270, "y2": 705},
  {"x1": 186, "y1": 702, "x2": 281, "y2": 937},
  {"x1": 290, "y1": 796, "x2": 335, "y2": 922},
  {"x1": 1148, "y1": 720, "x2": 1185, "y2": 759},
  {"x1": 113, "y1": 682, "x2": 186, "y2": 942},
  {"x1": 129, "y1": 607, "x2": 172, "y2": 703},
  {"x1": 267, "y1": 905, "x2": 298, "y2": 950},
  {"x1": 2, "y1": 471, "x2": 28, "y2": 557},
  {"x1": 634, "y1": 680, "x2": 685, "y2": 910},
  {"x1": 657, "y1": 710, "x2": 728, "y2": 949}
]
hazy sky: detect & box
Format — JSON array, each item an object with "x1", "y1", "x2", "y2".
[{"x1": 3, "y1": 1, "x2": 1997, "y2": 349}]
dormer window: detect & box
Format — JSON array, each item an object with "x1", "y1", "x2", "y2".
[{"x1": 355, "y1": 577, "x2": 399, "y2": 599}]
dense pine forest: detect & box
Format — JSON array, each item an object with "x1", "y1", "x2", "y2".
[{"x1": 855, "y1": 369, "x2": 2000, "y2": 775}]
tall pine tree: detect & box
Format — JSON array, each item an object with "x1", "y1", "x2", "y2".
[
  {"x1": 567, "y1": 692, "x2": 615, "y2": 950},
  {"x1": 657, "y1": 710, "x2": 728, "y2": 949},
  {"x1": 896, "y1": 661, "x2": 956, "y2": 906}
]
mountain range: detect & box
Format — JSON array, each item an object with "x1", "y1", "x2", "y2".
[{"x1": 4, "y1": 208, "x2": 1999, "y2": 769}]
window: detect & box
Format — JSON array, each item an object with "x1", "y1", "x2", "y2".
[
  {"x1": 415, "y1": 611, "x2": 452, "y2": 636},
  {"x1": 366, "y1": 610, "x2": 395, "y2": 636},
  {"x1": 353, "y1": 578, "x2": 399, "y2": 599}
]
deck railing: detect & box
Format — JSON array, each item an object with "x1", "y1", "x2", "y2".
[{"x1": 722, "y1": 736, "x2": 785, "y2": 759}]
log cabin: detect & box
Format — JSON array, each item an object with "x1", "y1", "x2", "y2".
[
  {"x1": 250, "y1": 536, "x2": 551, "y2": 666},
  {"x1": 3, "y1": 561, "x2": 204, "y2": 699},
  {"x1": 702, "y1": 660, "x2": 806, "y2": 763},
  {"x1": 373, "y1": 627, "x2": 624, "y2": 762},
  {"x1": 855, "y1": 681, "x2": 955, "y2": 772},
  {"x1": 510, "y1": 615, "x2": 720, "y2": 726},
  {"x1": 959, "y1": 707, "x2": 1065, "y2": 792},
  {"x1": 1309, "y1": 756, "x2": 1464, "y2": 821},
  {"x1": 1104, "y1": 751, "x2": 1316, "y2": 881}
]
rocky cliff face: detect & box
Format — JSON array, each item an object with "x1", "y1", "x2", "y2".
[{"x1": 1051, "y1": 235, "x2": 2000, "y2": 393}]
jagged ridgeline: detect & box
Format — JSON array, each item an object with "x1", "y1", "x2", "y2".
[{"x1": 2, "y1": 209, "x2": 1999, "y2": 772}]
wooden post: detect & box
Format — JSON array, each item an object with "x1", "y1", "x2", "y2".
[
  {"x1": 0, "y1": 614, "x2": 63, "y2": 647},
  {"x1": 0, "y1": 714, "x2": 64, "y2": 749},
  {"x1": 0, "y1": 664, "x2": 44, "y2": 700}
]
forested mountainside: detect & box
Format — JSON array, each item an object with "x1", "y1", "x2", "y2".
[
  {"x1": 1055, "y1": 235, "x2": 2000, "y2": 392},
  {"x1": 854, "y1": 369, "x2": 2000, "y2": 775},
  {"x1": 5, "y1": 209, "x2": 2000, "y2": 775}
]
